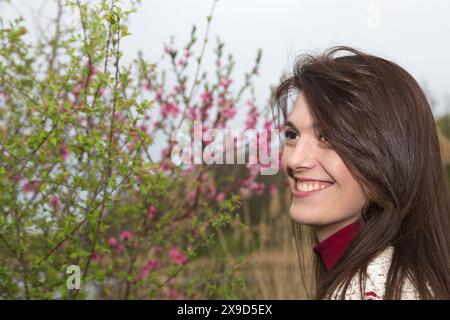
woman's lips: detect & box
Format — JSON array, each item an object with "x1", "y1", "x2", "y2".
[{"x1": 290, "y1": 179, "x2": 335, "y2": 198}]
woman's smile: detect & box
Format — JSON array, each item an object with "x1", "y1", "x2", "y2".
[{"x1": 290, "y1": 177, "x2": 335, "y2": 198}]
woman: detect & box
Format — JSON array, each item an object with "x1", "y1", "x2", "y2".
[{"x1": 273, "y1": 46, "x2": 450, "y2": 299}]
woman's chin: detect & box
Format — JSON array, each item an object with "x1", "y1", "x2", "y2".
[{"x1": 289, "y1": 208, "x2": 324, "y2": 226}]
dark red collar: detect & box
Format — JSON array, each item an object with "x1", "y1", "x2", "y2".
[{"x1": 313, "y1": 221, "x2": 360, "y2": 271}]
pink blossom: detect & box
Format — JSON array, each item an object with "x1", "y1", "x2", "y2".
[
  {"x1": 169, "y1": 247, "x2": 187, "y2": 265},
  {"x1": 144, "y1": 81, "x2": 152, "y2": 91},
  {"x1": 269, "y1": 184, "x2": 277, "y2": 195},
  {"x1": 160, "y1": 147, "x2": 171, "y2": 158},
  {"x1": 255, "y1": 182, "x2": 265, "y2": 195},
  {"x1": 219, "y1": 78, "x2": 232, "y2": 89},
  {"x1": 164, "y1": 46, "x2": 176, "y2": 56},
  {"x1": 136, "y1": 259, "x2": 159, "y2": 280},
  {"x1": 263, "y1": 120, "x2": 272, "y2": 131},
  {"x1": 200, "y1": 91, "x2": 213, "y2": 104},
  {"x1": 208, "y1": 183, "x2": 217, "y2": 198},
  {"x1": 147, "y1": 205, "x2": 158, "y2": 219},
  {"x1": 160, "y1": 159, "x2": 171, "y2": 173},
  {"x1": 119, "y1": 230, "x2": 133, "y2": 242},
  {"x1": 58, "y1": 103, "x2": 67, "y2": 112},
  {"x1": 59, "y1": 143, "x2": 69, "y2": 161},
  {"x1": 161, "y1": 102, "x2": 180, "y2": 117},
  {"x1": 91, "y1": 251, "x2": 100, "y2": 261},
  {"x1": 245, "y1": 100, "x2": 259, "y2": 130},
  {"x1": 49, "y1": 195, "x2": 59, "y2": 209},
  {"x1": 215, "y1": 192, "x2": 226, "y2": 202},
  {"x1": 72, "y1": 83, "x2": 82, "y2": 96},
  {"x1": 138, "y1": 124, "x2": 148, "y2": 134},
  {"x1": 146, "y1": 259, "x2": 159, "y2": 271},
  {"x1": 155, "y1": 89, "x2": 163, "y2": 102},
  {"x1": 108, "y1": 237, "x2": 118, "y2": 248},
  {"x1": 222, "y1": 107, "x2": 236, "y2": 119},
  {"x1": 187, "y1": 106, "x2": 198, "y2": 120},
  {"x1": 245, "y1": 118, "x2": 257, "y2": 130},
  {"x1": 187, "y1": 189, "x2": 197, "y2": 206},
  {"x1": 23, "y1": 180, "x2": 41, "y2": 193}
]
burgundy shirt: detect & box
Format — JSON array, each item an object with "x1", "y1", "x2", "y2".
[{"x1": 313, "y1": 221, "x2": 360, "y2": 271}]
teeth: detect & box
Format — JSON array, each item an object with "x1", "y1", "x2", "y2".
[{"x1": 296, "y1": 180, "x2": 331, "y2": 192}]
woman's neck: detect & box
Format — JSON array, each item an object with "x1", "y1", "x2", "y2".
[{"x1": 316, "y1": 215, "x2": 360, "y2": 243}]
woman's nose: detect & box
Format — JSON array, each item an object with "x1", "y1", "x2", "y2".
[{"x1": 285, "y1": 137, "x2": 316, "y2": 171}]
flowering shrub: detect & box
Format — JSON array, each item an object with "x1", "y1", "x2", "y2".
[{"x1": 0, "y1": 0, "x2": 276, "y2": 299}]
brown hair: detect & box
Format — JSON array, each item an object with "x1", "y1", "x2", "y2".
[{"x1": 273, "y1": 46, "x2": 450, "y2": 299}]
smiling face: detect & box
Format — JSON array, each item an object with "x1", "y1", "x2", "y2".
[{"x1": 281, "y1": 92, "x2": 367, "y2": 242}]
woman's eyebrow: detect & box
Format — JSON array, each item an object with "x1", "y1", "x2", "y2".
[{"x1": 284, "y1": 120, "x2": 318, "y2": 130}]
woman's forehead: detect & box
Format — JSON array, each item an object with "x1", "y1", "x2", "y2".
[{"x1": 287, "y1": 93, "x2": 317, "y2": 130}]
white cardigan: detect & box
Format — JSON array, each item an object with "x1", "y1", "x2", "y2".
[{"x1": 329, "y1": 246, "x2": 421, "y2": 300}]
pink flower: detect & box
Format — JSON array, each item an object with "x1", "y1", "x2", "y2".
[
  {"x1": 219, "y1": 78, "x2": 232, "y2": 89},
  {"x1": 169, "y1": 247, "x2": 187, "y2": 265},
  {"x1": 148, "y1": 205, "x2": 157, "y2": 219},
  {"x1": 108, "y1": 237, "x2": 118, "y2": 248},
  {"x1": 160, "y1": 159, "x2": 171, "y2": 173},
  {"x1": 72, "y1": 83, "x2": 82, "y2": 96},
  {"x1": 164, "y1": 46, "x2": 176, "y2": 57},
  {"x1": 200, "y1": 91, "x2": 213, "y2": 104},
  {"x1": 58, "y1": 103, "x2": 67, "y2": 112},
  {"x1": 49, "y1": 195, "x2": 59, "y2": 209},
  {"x1": 136, "y1": 259, "x2": 159, "y2": 280},
  {"x1": 222, "y1": 107, "x2": 236, "y2": 119},
  {"x1": 245, "y1": 118, "x2": 257, "y2": 130},
  {"x1": 245, "y1": 100, "x2": 259, "y2": 130},
  {"x1": 91, "y1": 251, "x2": 100, "y2": 262},
  {"x1": 138, "y1": 124, "x2": 148, "y2": 134},
  {"x1": 23, "y1": 180, "x2": 41, "y2": 194},
  {"x1": 160, "y1": 102, "x2": 180, "y2": 117},
  {"x1": 187, "y1": 106, "x2": 198, "y2": 120},
  {"x1": 187, "y1": 189, "x2": 197, "y2": 206},
  {"x1": 144, "y1": 81, "x2": 152, "y2": 91},
  {"x1": 59, "y1": 143, "x2": 69, "y2": 161},
  {"x1": 119, "y1": 230, "x2": 133, "y2": 242},
  {"x1": 215, "y1": 192, "x2": 226, "y2": 202},
  {"x1": 146, "y1": 259, "x2": 159, "y2": 271},
  {"x1": 208, "y1": 183, "x2": 217, "y2": 198},
  {"x1": 269, "y1": 184, "x2": 277, "y2": 195},
  {"x1": 173, "y1": 84, "x2": 184, "y2": 94}
]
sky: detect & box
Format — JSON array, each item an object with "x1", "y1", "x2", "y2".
[{"x1": 2, "y1": 0, "x2": 450, "y2": 117}]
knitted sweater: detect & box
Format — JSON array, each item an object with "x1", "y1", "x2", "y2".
[{"x1": 328, "y1": 246, "x2": 420, "y2": 300}]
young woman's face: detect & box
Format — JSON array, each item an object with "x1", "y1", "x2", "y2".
[{"x1": 281, "y1": 93, "x2": 367, "y2": 241}]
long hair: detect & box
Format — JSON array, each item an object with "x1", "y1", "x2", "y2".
[{"x1": 273, "y1": 46, "x2": 450, "y2": 299}]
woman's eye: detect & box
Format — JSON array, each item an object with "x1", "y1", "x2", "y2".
[
  {"x1": 284, "y1": 129, "x2": 298, "y2": 141},
  {"x1": 318, "y1": 134, "x2": 327, "y2": 142}
]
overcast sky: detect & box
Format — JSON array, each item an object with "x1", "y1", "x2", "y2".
[{"x1": 2, "y1": 0, "x2": 450, "y2": 116}]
